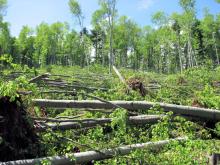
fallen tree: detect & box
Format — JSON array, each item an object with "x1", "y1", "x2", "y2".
[
  {"x1": 33, "y1": 99, "x2": 220, "y2": 121},
  {"x1": 29, "y1": 73, "x2": 51, "y2": 83},
  {"x1": 3, "y1": 137, "x2": 186, "y2": 165},
  {"x1": 40, "y1": 83, "x2": 108, "y2": 91},
  {"x1": 36, "y1": 115, "x2": 161, "y2": 131},
  {"x1": 40, "y1": 90, "x2": 77, "y2": 95}
]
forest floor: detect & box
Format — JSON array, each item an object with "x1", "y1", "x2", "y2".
[{"x1": 1, "y1": 65, "x2": 220, "y2": 164}]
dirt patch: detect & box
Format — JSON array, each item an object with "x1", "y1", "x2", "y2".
[{"x1": 0, "y1": 96, "x2": 43, "y2": 162}]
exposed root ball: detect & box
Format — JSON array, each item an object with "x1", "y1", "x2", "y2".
[
  {"x1": 128, "y1": 78, "x2": 146, "y2": 97},
  {"x1": 0, "y1": 96, "x2": 43, "y2": 162}
]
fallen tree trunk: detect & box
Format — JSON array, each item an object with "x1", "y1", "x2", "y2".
[
  {"x1": 29, "y1": 73, "x2": 51, "y2": 83},
  {"x1": 40, "y1": 90, "x2": 77, "y2": 95},
  {"x1": 41, "y1": 83, "x2": 108, "y2": 91},
  {"x1": 33, "y1": 99, "x2": 220, "y2": 121},
  {"x1": 36, "y1": 115, "x2": 161, "y2": 131},
  {"x1": 3, "y1": 137, "x2": 186, "y2": 165}
]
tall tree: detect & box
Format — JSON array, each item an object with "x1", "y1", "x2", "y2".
[
  {"x1": 0, "y1": 22, "x2": 11, "y2": 55},
  {"x1": 98, "y1": 0, "x2": 117, "y2": 73},
  {"x1": 68, "y1": 0, "x2": 89, "y2": 67},
  {"x1": 0, "y1": 0, "x2": 7, "y2": 20},
  {"x1": 34, "y1": 23, "x2": 51, "y2": 67},
  {"x1": 200, "y1": 9, "x2": 219, "y2": 64},
  {"x1": 179, "y1": 0, "x2": 197, "y2": 68},
  {"x1": 16, "y1": 26, "x2": 34, "y2": 66},
  {"x1": 91, "y1": 8, "x2": 109, "y2": 66}
]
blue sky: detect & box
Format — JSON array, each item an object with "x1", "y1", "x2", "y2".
[{"x1": 4, "y1": 0, "x2": 220, "y2": 36}]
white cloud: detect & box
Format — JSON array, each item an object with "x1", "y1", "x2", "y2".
[{"x1": 137, "y1": 0, "x2": 154, "y2": 10}]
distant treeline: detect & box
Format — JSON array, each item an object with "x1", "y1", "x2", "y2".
[{"x1": 0, "y1": 0, "x2": 220, "y2": 73}]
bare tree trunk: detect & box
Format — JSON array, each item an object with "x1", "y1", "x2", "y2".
[
  {"x1": 107, "y1": 0, "x2": 116, "y2": 74},
  {"x1": 213, "y1": 32, "x2": 219, "y2": 65},
  {"x1": 113, "y1": 65, "x2": 131, "y2": 92},
  {"x1": 178, "y1": 35, "x2": 183, "y2": 73},
  {"x1": 36, "y1": 115, "x2": 161, "y2": 131},
  {"x1": 4, "y1": 137, "x2": 186, "y2": 165},
  {"x1": 33, "y1": 99, "x2": 220, "y2": 121}
]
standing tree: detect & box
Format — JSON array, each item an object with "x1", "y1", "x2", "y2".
[
  {"x1": 16, "y1": 26, "x2": 34, "y2": 67},
  {"x1": 91, "y1": 8, "x2": 109, "y2": 66},
  {"x1": 179, "y1": 0, "x2": 197, "y2": 69},
  {"x1": 200, "y1": 9, "x2": 219, "y2": 65},
  {"x1": 68, "y1": 0, "x2": 89, "y2": 67},
  {"x1": 171, "y1": 13, "x2": 184, "y2": 72},
  {"x1": 0, "y1": 0, "x2": 7, "y2": 21},
  {"x1": 98, "y1": 0, "x2": 117, "y2": 73}
]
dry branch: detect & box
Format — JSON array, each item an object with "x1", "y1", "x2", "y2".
[
  {"x1": 3, "y1": 137, "x2": 186, "y2": 165},
  {"x1": 33, "y1": 99, "x2": 220, "y2": 121}
]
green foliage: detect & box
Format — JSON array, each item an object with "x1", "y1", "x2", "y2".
[
  {"x1": 127, "y1": 140, "x2": 220, "y2": 165},
  {"x1": 68, "y1": 0, "x2": 81, "y2": 16},
  {"x1": 110, "y1": 108, "x2": 128, "y2": 134},
  {"x1": 196, "y1": 84, "x2": 220, "y2": 109},
  {"x1": 1, "y1": 0, "x2": 220, "y2": 162},
  {"x1": 2, "y1": 66, "x2": 216, "y2": 164},
  {"x1": 152, "y1": 11, "x2": 168, "y2": 26},
  {"x1": 0, "y1": 80, "x2": 18, "y2": 101},
  {"x1": 0, "y1": 75, "x2": 37, "y2": 101}
]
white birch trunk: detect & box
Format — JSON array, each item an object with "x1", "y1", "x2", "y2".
[
  {"x1": 3, "y1": 137, "x2": 186, "y2": 165},
  {"x1": 33, "y1": 99, "x2": 220, "y2": 121}
]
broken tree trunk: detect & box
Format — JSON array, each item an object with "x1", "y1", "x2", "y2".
[
  {"x1": 36, "y1": 115, "x2": 161, "y2": 131},
  {"x1": 33, "y1": 99, "x2": 220, "y2": 121},
  {"x1": 113, "y1": 65, "x2": 131, "y2": 92},
  {"x1": 3, "y1": 137, "x2": 186, "y2": 165}
]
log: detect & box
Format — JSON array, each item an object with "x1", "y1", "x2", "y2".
[
  {"x1": 41, "y1": 83, "x2": 108, "y2": 91},
  {"x1": 17, "y1": 91, "x2": 33, "y2": 95},
  {"x1": 40, "y1": 90, "x2": 77, "y2": 95},
  {"x1": 36, "y1": 115, "x2": 161, "y2": 131},
  {"x1": 33, "y1": 99, "x2": 220, "y2": 121},
  {"x1": 43, "y1": 82, "x2": 68, "y2": 86},
  {"x1": 29, "y1": 73, "x2": 51, "y2": 83},
  {"x1": 3, "y1": 137, "x2": 186, "y2": 165}
]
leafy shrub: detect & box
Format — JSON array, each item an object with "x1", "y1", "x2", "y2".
[{"x1": 196, "y1": 84, "x2": 220, "y2": 109}]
